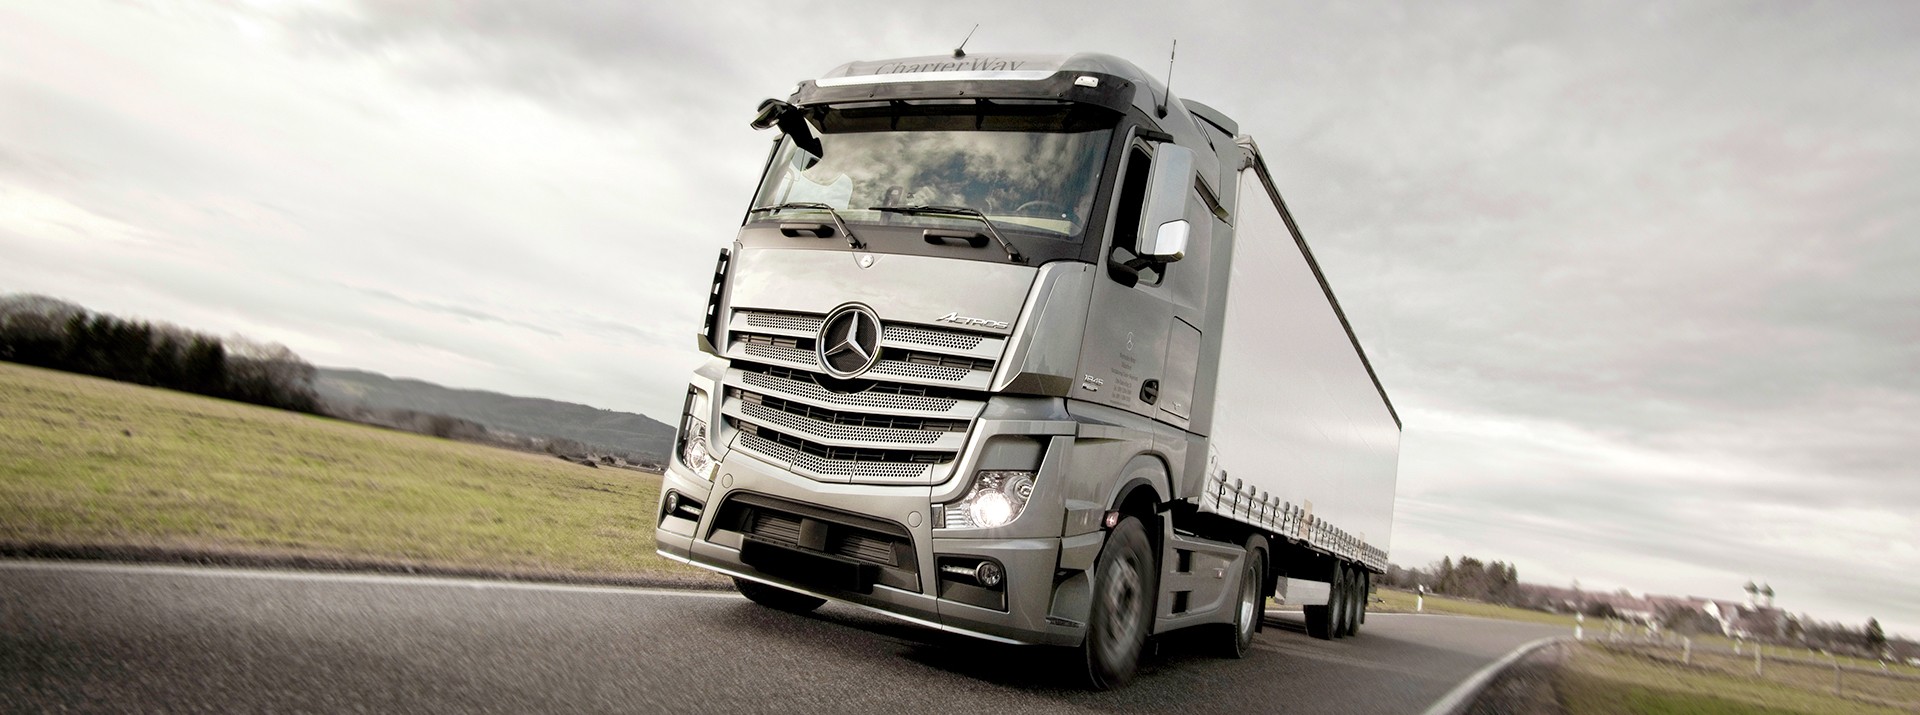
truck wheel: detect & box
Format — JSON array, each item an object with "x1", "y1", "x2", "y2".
[
  {"x1": 1220, "y1": 544, "x2": 1263, "y2": 658},
  {"x1": 1081, "y1": 516, "x2": 1156, "y2": 689},
  {"x1": 732, "y1": 577, "x2": 825, "y2": 614}
]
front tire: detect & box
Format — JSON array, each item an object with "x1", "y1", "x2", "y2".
[
  {"x1": 1220, "y1": 543, "x2": 1263, "y2": 658},
  {"x1": 733, "y1": 577, "x2": 826, "y2": 614},
  {"x1": 1081, "y1": 516, "x2": 1157, "y2": 689}
]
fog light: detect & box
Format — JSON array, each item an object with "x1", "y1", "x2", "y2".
[
  {"x1": 664, "y1": 491, "x2": 680, "y2": 515},
  {"x1": 974, "y1": 560, "x2": 1004, "y2": 588}
]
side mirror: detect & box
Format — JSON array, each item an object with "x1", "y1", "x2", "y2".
[
  {"x1": 1137, "y1": 143, "x2": 1195, "y2": 262},
  {"x1": 750, "y1": 98, "x2": 822, "y2": 158}
]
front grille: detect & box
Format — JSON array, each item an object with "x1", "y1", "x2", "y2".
[
  {"x1": 740, "y1": 369, "x2": 959, "y2": 413},
  {"x1": 732, "y1": 389, "x2": 967, "y2": 433},
  {"x1": 734, "y1": 426, "x2": 948, "y2": 482},
  {"x1": 718, "y1": 309, "x2": 1004, "y2": 484}
]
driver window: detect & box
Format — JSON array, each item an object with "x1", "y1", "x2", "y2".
[{"x1": 1112, "y1": 143, "x2": 1164, "y2": 286}]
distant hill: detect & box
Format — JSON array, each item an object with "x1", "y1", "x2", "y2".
[{"x1": 315, "y1": 368, "x2": 674, "y2": 462}]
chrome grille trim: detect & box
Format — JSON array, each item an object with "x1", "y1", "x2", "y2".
[
  {"x1": 735, "y1": 370, "x2": 970, "y2": 416},
  {"x1": 732, "y1": 309, "x2": 1006, "y2": 362},
  {"x1": 729, "y1": 399, "x2": 967, "y2": 450}
]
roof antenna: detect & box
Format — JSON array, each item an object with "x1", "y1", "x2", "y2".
[
  {"x1": 1156, "y1": 39, "x2": 1177, "y2": 118},
  {"x1": 953, "y1": 24, "x2": 979, "y2": 58}
]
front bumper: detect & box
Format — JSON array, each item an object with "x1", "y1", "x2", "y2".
[{"x1": 655, "y1": 447, "x2": 1089, "y2": 647}]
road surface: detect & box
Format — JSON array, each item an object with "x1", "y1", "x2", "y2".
[{"x1": 0, "y1": 561, "x2": 1564, "y2": 713}]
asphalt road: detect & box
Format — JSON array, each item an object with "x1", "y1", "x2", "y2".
[{"x1": 0, "y1": 561, "x2": 1565, "y2": 714}]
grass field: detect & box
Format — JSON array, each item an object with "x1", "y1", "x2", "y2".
[
  {"x1": 0, "y1": 362, "x2": 708, "y2": 581},
  {"x1": 1374, "y1": 587, "x2": 1583, "y2": 628},
  {"x1": 1374, "y1": 588, "x2": 1918, "y2": 677},
  {"x1": 1558, "y1": 642, "x2": 1920, "y2": 715}
]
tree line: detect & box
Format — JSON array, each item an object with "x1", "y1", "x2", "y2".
[
  {"x1": 1381, "y1": 555, "x2": 1524, "y2": 606},
  {"x1": 0, "y1": 294, "x2": 319, "y2": 413},
  {"x1": 1, "y1": 293, "x2": 664, "y2": 471}
]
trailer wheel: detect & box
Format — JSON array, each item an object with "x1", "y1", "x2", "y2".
[
  {"x1": 1351, "y1": 568, "x2": 1367, "y2": 630},
  {"x1": 1304, "y1": 566, "x2": 1337, "y2": 641},
  {"x1": 732, "y1": 577, "x2": 825, "y2": 614},
  {"x1": 1330, "y1": 563, "x2": 1351, "y2": 639},
  {"x1": 1219, "y1": 544, "x2": 1263, "y2": 658},
  {"x1": 1081, "y1": 516, "x2": 1156, "y2": 689},
  {"x1": 1341, "y1": 567, "x2": 1361, "y2": 637}
]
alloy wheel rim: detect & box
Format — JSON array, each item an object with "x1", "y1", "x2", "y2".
[{"x1": 1098, "y1": 553, "x2": 1145, "y2": 663}]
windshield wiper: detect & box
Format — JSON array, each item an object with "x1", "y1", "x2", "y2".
[
  {"x1": 748, "y1": 202, "x2": 863, "y2": 249},
  {"x1": 869, "y1": 205, "x2": 1026, "y2": 264}
]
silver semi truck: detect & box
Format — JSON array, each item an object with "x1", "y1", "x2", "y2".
[{"x1": 655, "y1": 52, "x2": 1401, "y2": 687}]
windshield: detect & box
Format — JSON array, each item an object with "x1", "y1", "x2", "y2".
[{"x1": 749, "y1": 102, "x2": 1115, "y2": 245}]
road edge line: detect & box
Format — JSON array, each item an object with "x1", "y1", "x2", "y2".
[
  {"x1": 1420, "y1": 635, "x2": 1568, "y2": 715},
  {"x1": 0, "y1": 559, "x2": 743, "y2": 599},
  {"x1": 0, "y1": 542, "x2": 731, "y2": 591}
]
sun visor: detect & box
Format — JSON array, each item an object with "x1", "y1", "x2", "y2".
[{"x1": 791, "y1": 53, "x2": 1140, "y2": 115}]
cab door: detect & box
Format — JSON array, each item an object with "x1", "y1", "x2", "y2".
[{"x1": 1075, "y1": 133, "x2": 1213, "y2": 431}]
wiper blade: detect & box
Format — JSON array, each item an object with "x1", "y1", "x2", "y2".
[
  {"x1": 748, "y1": 202, "x2": 863, "y2": 249},
  {"x1": 869, "y1": 205, "x2": 1026, "y2": 264}
]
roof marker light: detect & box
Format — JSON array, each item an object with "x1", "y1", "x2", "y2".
[{"x1": 1074, "y1": 76, "x2": 1099, "y2": 88}]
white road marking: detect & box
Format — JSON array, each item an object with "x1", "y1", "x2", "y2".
[
  {"x1": 1420, "y1": 635, "x2": 1568, "y2": 715},
  {"x1": 0, "y1": 559, "x2": 741, "y2": 599}
]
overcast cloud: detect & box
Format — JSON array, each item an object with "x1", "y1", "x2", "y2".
[{"x1": 2, "y1": 1, "x2": 1916, "y2": 635}]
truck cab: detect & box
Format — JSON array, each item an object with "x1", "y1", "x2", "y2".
[{"x1": 654, "y1": 52, "x2": 1400, "y2": 688}]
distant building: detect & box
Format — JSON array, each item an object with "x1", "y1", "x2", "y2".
[{"x1": 1532, "y1": 580, "x2": 1793, "y2": 640}]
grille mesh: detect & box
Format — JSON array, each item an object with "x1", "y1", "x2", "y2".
[
  {"x1": 739, "y1": 432, "x2": 933, "y2": 481},
  {"x1": 884, "y1": 324, "x2": 985, "y2": 350},
  {"x1": 743, "y1": 311, "x2": 824, "y2": 334},
  {"x1": 742, "y1": 343, "x2": 818, "y2": 367},
  {"x1": 870, "y1": 360, "x2": 969, "y2": 382}
]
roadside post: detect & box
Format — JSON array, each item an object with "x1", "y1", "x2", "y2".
[
  {"x1": 1416, "y1": 585, "x2": 1425, "y2": 613},
  {"x1": 1574, "y1": 613, "x2": 1583, "y2": 641},
  {"x1": 1682, "y1": 637, "x2": 1691, "y2": 665}
]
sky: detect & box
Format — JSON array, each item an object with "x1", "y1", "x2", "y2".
[{"x1": 2, "y1": 1, "x2": 1916, "y2": 636}]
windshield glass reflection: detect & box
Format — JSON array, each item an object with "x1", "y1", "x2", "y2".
[{"x1": 750, "y1": 103, "x2": 1115, "y2": 245}]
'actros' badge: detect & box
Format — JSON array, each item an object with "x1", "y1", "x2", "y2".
[
  {"x1": 935, "y1": 311, "x2": 1009, "y2": 331},
  {"x1": 818, "y1": 304, "x2": 883, "y2": 378}
]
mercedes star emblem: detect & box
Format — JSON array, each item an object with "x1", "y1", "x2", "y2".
[{"x1": 817, "y1": 304, "x2": 883, "y2": 378}]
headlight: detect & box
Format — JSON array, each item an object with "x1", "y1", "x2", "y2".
[
  {"x1": 939, "y1": 470, "x2": 1036, "y2": 529},
  {"x1": 677, "y1": 386, "x2": 716, "y2": 480},
  {"x1": 680, "y1": 418, "x2": 713, "y2": 477}
]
